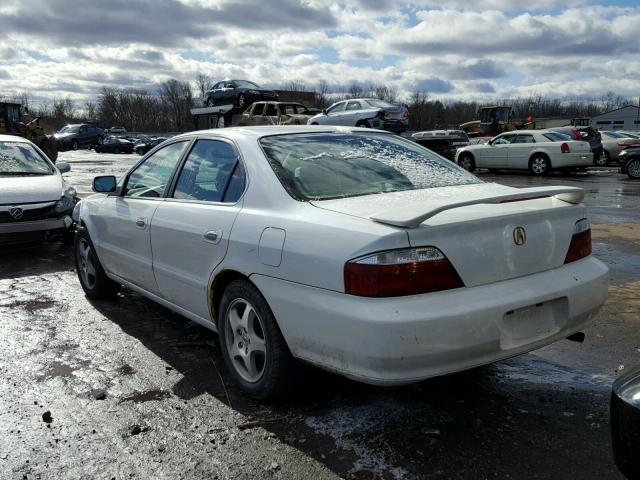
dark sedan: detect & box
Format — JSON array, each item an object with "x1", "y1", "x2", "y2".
[
  {"x1": 54, "y1": 123, "x2": 104, "y2": 151},
  {"x1": 134, "y1": 137, "x2": 167, "y2": 155},
  {"x1": 204, "y1": 80, "x2": 278, "y2": 110},
  {"x1": 93, "y1": 137, "x2": 134, "y2": 154},
  {"x1": 619, "y1": 147, "x2": 640, "y2": 179}
]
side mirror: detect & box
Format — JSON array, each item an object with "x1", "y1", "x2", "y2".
[
  {"x1": 57, "y1": 162, "x2": 71, "y2": 174},
  {"x1": 322, "y1": 109, "x2": 327, "y2": 115},
  {"x1": 93, "y1": 175, "x2": 117, "y2": 193}
]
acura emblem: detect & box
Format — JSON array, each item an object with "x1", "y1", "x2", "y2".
[
  {"x1": 513, "y1": 226, "x2": 526, "y2": 246},
  {"x1": 9, "y1": 207, "x2": 23, "y2": 220}
]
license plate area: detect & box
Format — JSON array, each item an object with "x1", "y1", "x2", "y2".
[{"x1": 501, "y1": 298, "x2": 568, "y2": 350}]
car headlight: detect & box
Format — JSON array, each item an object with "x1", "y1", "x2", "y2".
[{"x1": 55, "y1": 185, "x2": 78, "y2": 213}]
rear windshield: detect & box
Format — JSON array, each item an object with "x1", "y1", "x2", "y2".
[
  {"x1": 603, "y1": 131, "x2": 626, "y2": 139},
  {"x1": 0, "y1": 141, "x2": 53, "y2": 175},
  {"x1": 543, "y1": 132, "x2": 573, "y2": 141},
  {"x1": 259, "y1": 133, "x2": 481, "y2": 201}
]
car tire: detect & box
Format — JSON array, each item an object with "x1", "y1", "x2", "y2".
[
  {"x1": 114, "y1": 147, "x2": 120, "y2": 154},
  {"x1": 529, "y1": 154, "x2": 551, "y2": 175},
  {"x1": 595, "y1": 151, "x2": 610, "y2": 166},
  {"x1": 71, "y1": 140, "x2": 79, "y2": 151},
  {"x1": 458, "y1": 153, "x2": 476, "y2": 172},
  {"x1": 218, "y1": 279, "x2": 298, "y2": 399},
  {"x1": 97, "y1": 136, "x2": 104, "y2": 145},
  {"x1": 310, "y1": 122, "x2": 319, "y2": 125},
  {"x1": 237, "y1": 94, "x2": 246, "y2": 109},
  {"x1": 74, "y1": 228, "x2": 121, "y2": 300},
  {"x1": 206, "y1": 97, "x2": 215, "y2": 107},
  {"x1": 626, "y1": 159, "x2": 640, "y2": 179},
  {"x1": 356, "y1": 120, "x2": 371, "y2": 128}
]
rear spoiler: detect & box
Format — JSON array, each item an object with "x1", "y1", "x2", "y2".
[{"x1": 370, "y1": 186, "x2": 585, "y2": 228}]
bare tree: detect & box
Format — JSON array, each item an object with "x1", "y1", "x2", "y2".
[
  {"x1": 348, "y1": 83, "x2": 363, "y2": 98},
  {"x1": 283, "y1": 80, "x2": 307, "y2": 92},
  {"x1": 315, "y1": 80, "x2": 331, "y2": 108},
  {"x1": 159, "y1": 79, "x2": 194, "y2": 131},
  {"x1": 194, "y1": 73, "x2": 214, "y2": 99}
]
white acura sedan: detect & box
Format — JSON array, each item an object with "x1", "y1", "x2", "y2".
[
  {"x1": 73, "y1": 126, "x2": 608, "y2": 398},
  {"x1": 0, "y1": 135, "x2": 76, "y2": 244}
]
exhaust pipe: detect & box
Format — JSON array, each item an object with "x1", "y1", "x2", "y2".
[{"x1": 566, "y1": 332, "x2": 585, "y2": 343}]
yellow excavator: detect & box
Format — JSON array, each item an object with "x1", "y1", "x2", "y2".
[
  {"x1": 460, "y1": 106, "x2": 534, "y2": 138},
  {"x1": 0, "y1": 101, "x2": 59, "y2": 162}
]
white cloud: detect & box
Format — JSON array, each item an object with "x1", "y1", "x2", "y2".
[{"x1": 1, "y1": 1, "x2": 639, "y2": 107}]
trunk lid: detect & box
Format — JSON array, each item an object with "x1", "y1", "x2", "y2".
[
  {"x1": 567, "y1": 140, "x2": 592, "y2": 153},
  {"x1": 312, "y1": 183, "x2": 585, "y2": 287}
]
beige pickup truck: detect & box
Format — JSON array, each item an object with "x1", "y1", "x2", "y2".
[{"x1": 238, "y1": 101, "x2": 315, "y2": 126}]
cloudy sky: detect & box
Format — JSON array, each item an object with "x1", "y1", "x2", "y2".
[{"x1": 1, "y1": 0, "x2": 639, "y2": 107}]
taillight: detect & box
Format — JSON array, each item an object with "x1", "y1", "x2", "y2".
[
  {"x1": 564, "y1": 218, "x2": 592, "y2": 264},
  {"x1": 561, "y1": 142, "x2": 570, "y2": 153},
  {"x1": 344, "y1": 247, "x2": 464, "y2": 297}
]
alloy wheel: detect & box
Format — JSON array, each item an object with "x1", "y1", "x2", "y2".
[
  {"x1": 224, "y1": 298, "x2": 267, "y2": 383},
  {"x1": 459, "y1": 155, "x2": 473, "y2": 171},
  {"x1": 595, "y1": 152, "x2": 609, "y2": 166},
  {"x1": 531, "y1": 157, "x2": 548, "y2": 174},
  {"x1": 78, "y1": 239, "x2": 97, "y2": 289},
  {"x1": 628, "y1": 159, "x2": 640, "y2": 179}
]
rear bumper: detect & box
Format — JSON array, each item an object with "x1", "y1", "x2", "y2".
[
  {"x1": 554, "y1": 152, "x2": 592, "y2": 167},
  {"x1": 0, "y1": 216, "x2": 72, "y2": 234},
  {"x1": 252, "y1": 257, "x2": 608, "y2": 385}
]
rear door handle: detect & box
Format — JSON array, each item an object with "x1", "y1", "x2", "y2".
[
  {"x1": 135, "y1": 218, "x2": 147, "y2": 228},
  {"x1": 204, "y1": 229, "x2": 222, "y2": 244}
]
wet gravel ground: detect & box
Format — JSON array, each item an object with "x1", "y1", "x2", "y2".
[{"x1": 1, "y1": 150, "x2": 639, "y2": 479}]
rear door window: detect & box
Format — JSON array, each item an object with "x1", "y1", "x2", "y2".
[{"x1": 173, "y1": 139, "x2": 244, "y2": 203}]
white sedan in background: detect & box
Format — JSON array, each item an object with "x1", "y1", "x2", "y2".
[
  {"x1": 456, "y1": 130, "x2": 592, "y2": 175},
  {"x1": 307, "y1": 98, "x2": 409, "y2": 133},
  {"x1": 0, "y1": 135, "x2": 77, "y2": 244},
  {"x1": 74, "y1": 126, "x2": 608, "y2": 398}
]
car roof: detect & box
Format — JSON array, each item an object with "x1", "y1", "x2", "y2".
[
  {"x1": 172, "y1": 125, "x2": 390, "y2": 141},
  {"x1": 0, "y1": 134, "x2": 32, "y2": 144}
]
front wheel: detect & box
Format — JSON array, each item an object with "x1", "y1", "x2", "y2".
[
  {"x1": 75, "y1": 229, "x2": 121, "y2": 300},
  {"x1": 529, "y1": 155, "x2": 550, "y2": 175},
  {"x1": 237, "y1": 94, "x2": 246, "y2": 109},
  {"x1": 458, "y1": 153, "x2": 475, "y2": 172},
  {"x1": 218, "y1": 279, "x2": 298, "y2": 399},
  {"x1": 206, "y1": 97, "x2": 215, "y2": 107},
  {"x1": 595, "y1": 151, "x2": 610, "y2": 166},
  {"x1": 626, "y1": 159, "x2": 640, "y2": 179},
  {"x1": 71, "y1": 140, "x2": 79, "y2": 151}
]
